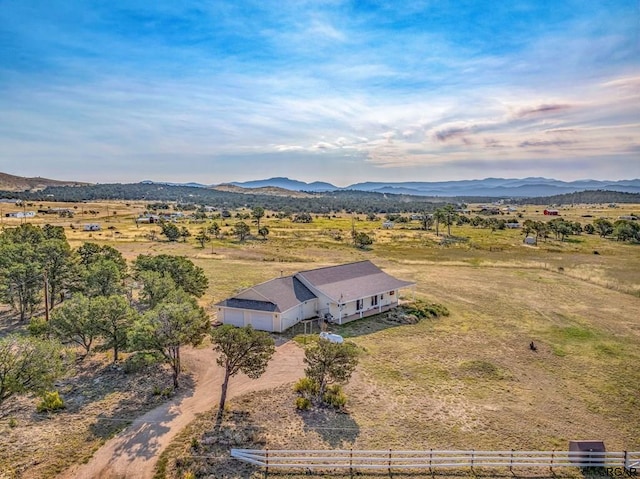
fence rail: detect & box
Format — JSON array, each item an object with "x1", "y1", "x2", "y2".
[{"x1": 231, "y1": 449, "x2": 640, "y2": 473}]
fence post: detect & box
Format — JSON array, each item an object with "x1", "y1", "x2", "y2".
[
  {"x1": 623, "y1": 451, "x2": 628, "y2": 472},
  {"x1": 350, "y1": 448, "x2": 353, "y2": 476},
  {"x1": 388, "y1": 449, "x2": 392, "y2": 475},
  {"x1": 510, "y1": 449, "x2": 514, "y2": 474},
  {"x1": 265, "y1": 448, "x2": 269, "y2": 475},
  {"x1": 471, "y1": 449, "x2": 475, "y2": 473},
  {"x1": 550, "y1": 450, "x2": 554, "y2": 473},
  {"x1": 429, "y1": 448, "x2": 433, "y2": 474}
]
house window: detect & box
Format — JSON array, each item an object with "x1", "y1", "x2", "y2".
[
  {"x1": 356, "y1": 299, "x2": 363, "y2": 311},
  {"x1": 371, "y1": 295, "x2": 378, "y2": 306}
]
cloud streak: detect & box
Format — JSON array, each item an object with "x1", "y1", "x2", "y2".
[{"x1": 0, "y1": 0, "x2": 638, "y2": 184}]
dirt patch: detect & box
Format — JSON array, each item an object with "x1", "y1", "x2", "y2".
[{"x1": 0, "y1": 354, "x2": 175, "y2": 479}]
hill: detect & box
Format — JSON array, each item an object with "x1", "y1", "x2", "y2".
[
  {"x1": 230, "y1": 177, "x2": 337, "y2": 192},
  {"x1": 0, "y1": 172, "x2": 89, "y2": 192},
  {"x1": 212, "y1": 183, "x2": 313, "y2": 198},
  {"x1": 516, "y1": 189, "x2": 640, "y2": 205}
]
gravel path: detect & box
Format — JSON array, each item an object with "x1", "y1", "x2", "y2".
[{"x1": 60, "y1": 341, "x2": 304, "y2": 479}]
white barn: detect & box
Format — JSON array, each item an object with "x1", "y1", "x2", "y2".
[{"x1": 216, "y1": 261, "x2": 415, "y2": 332}]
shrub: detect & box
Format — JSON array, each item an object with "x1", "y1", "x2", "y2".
[
  {"x1": 295, "y1": 397, "x2": 311, "y2": 410},
  {"x1": 293, "y1": 377, "x2": 319, "y2": 398},
  {"x1": 403, "y1": 300, "x2": 450, "y2": 320},
  {"x1": 37, "y1": 391, "x2": 65, "y2": 413},
  {"x1": 322, "y1": 385, "x2": 347, "y2": 409},
  {"x1": 28, "y1": 317, "x2": 49, "y2": 338},
  {"x1": 8, "y1": 417, "x2": 17, "y2": 428},
  {"x1": 123, "y1": 352, "x2": 161, "y2": 373}
]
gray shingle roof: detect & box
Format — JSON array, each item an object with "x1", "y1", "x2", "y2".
[
  {"x1": 296, "y1": 260, "x2": 414, "y2": 302},
  {"x1": 219, "y1": 298, "x2": 277, "y2": 312},
  {"x1": 218, "y1": 261, "x2": 414, "y2": 312},
  {"x1": 217, "y1": 276, "x2": 316, "y2": 313}
]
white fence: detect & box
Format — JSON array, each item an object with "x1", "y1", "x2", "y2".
[{"x1": 231, "y1": 449, "x2": 640, "y2": 473}]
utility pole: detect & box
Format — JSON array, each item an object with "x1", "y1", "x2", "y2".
[{"x1": 43, "y1": 270, "x2": 50, "y2": 322}]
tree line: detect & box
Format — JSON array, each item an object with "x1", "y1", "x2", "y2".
[
  {"x1": 1, "y1": 183, "x2": 449, "y2": 214},
  {"x1": 0, "y1": 224, "x2": 363, "y2": 418}
]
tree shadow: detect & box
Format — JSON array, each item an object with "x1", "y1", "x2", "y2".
[
  {"x1": 171, "y1": 410, "x2": 263, "y2": 479},
  {"x1": 88, "y1": 371, "x2": 196, "y2": 444},
  {"x1": 299, "y1": 406, "x2": 360, "y2": 448}
]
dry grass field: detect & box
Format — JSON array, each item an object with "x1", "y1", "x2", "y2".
[{"x1": 1, "y1": 200, "x2": 639, "y2": 478}]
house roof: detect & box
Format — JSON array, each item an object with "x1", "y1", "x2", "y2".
[
  {"x1": 218, "y1": 261, "x2": 414, "y2": 313},
  {"x1": 296, "y1": 260, "x2": 415, "y2": 302},
  {"x1": 217, "y1": 276, "x2": 316, "y2": 313},
  {"x1": 218, "y1": 298, "x2": 278, "y2": 312}
]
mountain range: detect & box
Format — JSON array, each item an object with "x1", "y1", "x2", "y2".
[
  {"x1": 233, "y1": 177, "x2": 640, "y2": 197},
  {"x1": 3, "y1": 173, "x2": 640, "y2": 198}
]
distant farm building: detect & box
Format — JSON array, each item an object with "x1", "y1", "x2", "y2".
[
  {"x1": 524, "y1": 236, "x2": 537, "y2": 245},
  {"x1": 136, "y1": 214, "x2": 160, "y2": 224},
  {"x1": 618, "y1": 215, "x2": 638, "y2": 221},
  {"x1": 4, "y1": 211, "x2": 35, "y2": 218},
  {"x1": 217, "y1": 261, "x2": 415, "y2": 333},
  {"x1": 83, "y1": 223, "x2": 101, "y2": 231},
  {"x1": 543, "y1": 209, "x2": 559, "y2": 216},
  {"x1": 505, "y1": 222, "x2": 521, "y2": 229},
  {"x1": 382, "y1": 221, "x2": 394, "y2": 229}
]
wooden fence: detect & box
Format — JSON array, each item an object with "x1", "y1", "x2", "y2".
[{"x1": 231, "y1": 448, "x2": 640, "y2": 473}]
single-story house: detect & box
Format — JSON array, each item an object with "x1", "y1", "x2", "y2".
[
  {"x1": 216, "y1": 261, "x2": 415, "y2": 332},
  {"x1": 83, "y1": 223, "x2": 101, "y2": 231}
]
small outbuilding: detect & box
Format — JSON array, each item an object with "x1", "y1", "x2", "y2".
[
  {"x1": 524, "y1": 236, "x2": 537, "y2": 245},
  {"x1": 543, "y1": 209, "x2": 559, "y2": 216},
  {"x1": 568, "y1": 440, "x2": 606, "y2": 467},
  {"x1": 83, "y1": 223, "x2": 101, "y2": 231}
]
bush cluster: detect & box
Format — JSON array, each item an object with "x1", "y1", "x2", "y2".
[{"x1": 37, "y1": 391, "x2": 65, "y2": 413}]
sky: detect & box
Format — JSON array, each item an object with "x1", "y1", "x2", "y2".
[{"x1": 0, "y1": 1, "x2": 639, "y2": 187}]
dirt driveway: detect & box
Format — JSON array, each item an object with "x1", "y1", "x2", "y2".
[{"x1": 60, "y1": 341, "x2": 304, "y2": 479}]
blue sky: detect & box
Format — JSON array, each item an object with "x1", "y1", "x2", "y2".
[{"x1": 0, "y1": 0, "x2": 638, "y2": 186}]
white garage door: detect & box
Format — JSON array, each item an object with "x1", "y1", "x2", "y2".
[
  {"x1": 248, "y1": 312, "x2": 274, "y2": 332},
  {"x1": 223, "y1": 309, "x2": 244, "y2": 327}
]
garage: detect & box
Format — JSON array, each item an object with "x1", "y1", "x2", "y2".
[
  {"x1": 247, "y1": 311, "x2": 274, "y2": 332},
  {"x1": 223, "y1": 309, "x2": 245, "y2": 327}
]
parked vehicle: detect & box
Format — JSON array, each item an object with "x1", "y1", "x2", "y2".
[{"x1": 320, "y1": 331, "x2": 344, "y2": 343}]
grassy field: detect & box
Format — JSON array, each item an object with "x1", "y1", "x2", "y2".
[{"x1": 1, "y1": 200, "x2": 639, "y2": 478}]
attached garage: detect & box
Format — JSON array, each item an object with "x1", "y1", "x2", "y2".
[
  {"x1": 247, "y1": 311, "x2": 275, "y2": 332},
  {"x1": 222, "y1": 308, "x2": 245, "y2": 328}
]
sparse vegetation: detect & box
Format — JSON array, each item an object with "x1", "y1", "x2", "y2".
[{"x1": 1, "y1": 197, "x2": 639, "y2": 478}]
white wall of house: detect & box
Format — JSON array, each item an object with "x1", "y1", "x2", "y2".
[
  {"x1": 280, "y1": 299, "x2": 318, "y2": 332},
  {"x1": 218, "y1": 307, "x2": 277, "y2": 332},
  {"x1": 330, "y1": 290, "x2": 400, "y2": 323}
]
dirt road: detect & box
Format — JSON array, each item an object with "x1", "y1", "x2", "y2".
[{"x1": 60, "y1": 341, "x2": 304, "y2": 479}]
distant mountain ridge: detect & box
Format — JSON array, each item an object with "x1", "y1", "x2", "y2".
[
  {"x1": 0, "y1": 172, "x2": 89, "y2": 192},
  {"x1": 3, "y1": 173, "x2": 640, "y2": 198},
  {"x1": 230, "y1": 177, "x2": 337, "y2": 192},
  {"x1": 228, "y1": 176, "x2": 640, "y2": 197}
]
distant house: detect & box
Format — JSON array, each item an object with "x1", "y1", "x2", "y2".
[
  {"x1": 382, "y1": 221, "x2": 394, "y2": 229},
  {"x1": 505, "y1": 222, "x2": 521, "y2": 229},
  {"x1": 618, "y1": 215, "x2": 638, "y2": 221},
  {"x1": 136, "y1": 214, "x2": 160, "y2": 224},
  {"x1": 524, "y1": 236, "x2": 537, "y2": 245},
  {"x1": 216, "y1": 261, "x2": 415, "y2": 333},
  {"x1": 83, "y1": 223, "x2": 101, "y2": 231},
  {"x1": 543, "y1": 209, "x2": 559, "y2": 216},
  {"x1": 4, "y1": 211, "x2": 35, "y2": 218}
]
